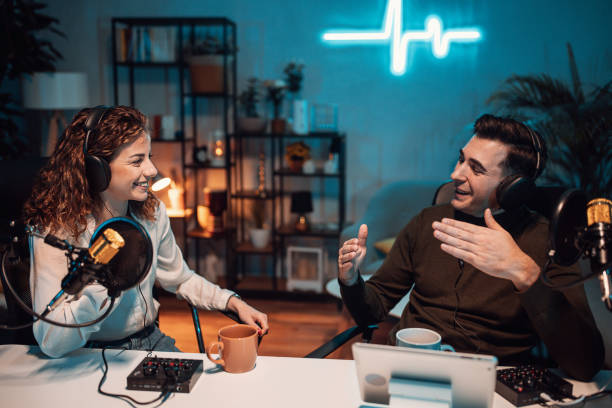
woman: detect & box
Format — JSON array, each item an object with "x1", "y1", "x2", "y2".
[{"x1": 24, "y1": 106, "x2": 268, "y2": 358}]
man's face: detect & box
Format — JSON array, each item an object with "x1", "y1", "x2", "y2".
[{"x1": 450, "y1": 136, "x2": 509, "y2": 217}]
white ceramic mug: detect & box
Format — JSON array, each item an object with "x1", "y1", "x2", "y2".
[{"x1": 395, "y1": 327, "x2": 455, "y2": 352}]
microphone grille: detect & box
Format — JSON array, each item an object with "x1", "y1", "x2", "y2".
[
  {"x1": 587, "y1": 198, "x2": 612, "y2": 226},
  {"x1": 89, "y1": 228, "x2": 125, "y2": 264}
]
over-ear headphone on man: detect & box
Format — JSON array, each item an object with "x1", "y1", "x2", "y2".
[
  {"x1": 495, "y1": 126, "x2": 543, "y2": 211},
  {"x1": 83, "y1": 106, "x2": 112, "y2": 193}
]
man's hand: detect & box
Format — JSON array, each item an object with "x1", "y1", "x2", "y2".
[
  {"x1": 432, "y1": 208, "x2": 540, "y2": 291},
  {"x1": 227, "y1": 295, "x2": 269, "y2": 336},
  {"x1": 338, "y1": 224, "x2": 368, "y2": 286}
]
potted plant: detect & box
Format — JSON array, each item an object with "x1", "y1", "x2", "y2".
[
  {"x1": 184, "y1": 33, "x2": 234, "y2": 93},
  {"x1": 283, "y1": 61, "x2": 307, "y2": 134},
  {"x1": 249, "y1": 199, "x2": 270, "y2": 249},
  {"x1": 264, "y1": 79, "x2": 287, "y2": 133},
  {"x1": 487, "y1": 43, "x2": 612, "y2": 198},
  {"x1": 238, "y1": 77, "x2": 266, "y2": 133},
  {"x1": 285, "y1": 141, "x2": 311, "y2": 172},
  {"x1": 284, "y1": 61, "x2": 305, "y2": 97}
]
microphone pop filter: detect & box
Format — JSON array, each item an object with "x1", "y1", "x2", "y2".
[
  {"x1": 90, "y1": 217, "x2": 152, "y2": 293},
  {"x1": 549, "y1": 189, "x2": 587, "y2": 266}
]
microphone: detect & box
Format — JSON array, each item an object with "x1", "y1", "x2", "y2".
[
  {"x1": 585, "y1": 198, "x2": 612, "y2": 309},
  {"x1": 88, "y1": 228, "x2": 125, "y2": 264},
  {"x1": 546, "y1": 190, "x2": 612, "y2": 310},
  {"x1": 0, "y1": 217, "x2": 153, "y2": 330},
  {"x1": 40, "y1": 227, "x2": 125, "y2": 312},
  {"x1": 38, "y1": 217, "x2": 152, "y2": 313}
]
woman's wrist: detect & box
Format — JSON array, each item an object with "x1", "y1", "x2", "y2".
[{"x1": 226, "y1": 293, "x2": 242, "y2": 312}]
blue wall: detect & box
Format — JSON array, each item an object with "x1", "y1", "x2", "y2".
[{"x1": 38, "y1": 0, "x2": 611, "y2": 221}]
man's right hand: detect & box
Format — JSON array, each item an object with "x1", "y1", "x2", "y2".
[{"x1": 338, "y1": 224, "x2": 368, "y2": 286}]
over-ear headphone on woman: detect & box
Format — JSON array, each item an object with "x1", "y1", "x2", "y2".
[
  {"x1": 83, "y1": 106, "x2": 112, "y2": 193},
  {"x1": 495, "y1": 126, "x2": 544, "y2": 211}
]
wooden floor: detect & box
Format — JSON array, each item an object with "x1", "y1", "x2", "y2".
[{"x1": 158, "y1": 292, "x2": 396, "y2": 359}]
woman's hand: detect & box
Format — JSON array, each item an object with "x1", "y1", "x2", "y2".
[{"x1": 227, "y1": 295, "x2": 269, "y2": 336}]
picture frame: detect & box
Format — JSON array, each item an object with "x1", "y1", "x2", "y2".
[
  {"x1": 310, "y1": 103, "x2": 338, "y2": 132},
  {"x1": 286, "y1": 246, "x2": 323, "y2": 293}
]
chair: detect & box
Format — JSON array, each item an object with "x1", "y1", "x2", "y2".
[{"x1": 0, "y1": 158, "x2": 47, "y2": 345}]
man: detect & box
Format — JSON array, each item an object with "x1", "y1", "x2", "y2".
[{"x1": 338, "y1": 114, "x2": 603, "y2": 381}]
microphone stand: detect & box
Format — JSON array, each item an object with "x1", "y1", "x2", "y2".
[
  {"x1": 541, "y1": 222, "x2": 611, "y2": 310},
  {"x1": 0, "y1": 232, "x2": 117, "y2": 330}
]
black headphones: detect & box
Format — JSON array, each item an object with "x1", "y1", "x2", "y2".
[
  {"x1": 495, "y1": 126, "x2": 544, "y2": 211},
  {"x1": 83, "y1": 106, "x2": 112, "y2": 193}
]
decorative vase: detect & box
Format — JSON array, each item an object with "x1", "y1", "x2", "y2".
[
  {"x1": 271, "y1": 118, "x2": 286, "y2": 134},
  {"x1": 188, "y1": 55, "x2": 223, "y2": 93},
  {"x1": 238, "y1": 117, "x2": 267, "y2": 134},
  {"x1": 249, "y1": 228, "x2": 271, "y2": 249},
  {"x1": 302, "y1": 159, "x2": 316, "y2": 174},
  {"x1": 292, "y1": 99, "x2": 309, "y2": 135},
  {"x1": 197, "y1": 205, "x2": 209, "y2": 230}
]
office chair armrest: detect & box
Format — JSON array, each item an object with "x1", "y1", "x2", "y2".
[
  {"x1": 190, "y1": 305, "x2": 245, "y2": 353},
  {"x1": 221, "y1": 310, "x2": 242, "y2": 323},
  {"x1": 304, "y1": 324, "x2": 378, "y2": 359}
]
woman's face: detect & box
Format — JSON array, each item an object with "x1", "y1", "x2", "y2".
[{"x1": 104, "y1": 132, "x2": 157, "y2": 203}]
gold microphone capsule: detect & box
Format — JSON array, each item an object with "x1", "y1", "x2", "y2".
[
  {"x1": 587, "y1": 198, "x2": 612, "y2": 227},
  {"x1": 89, "y1": 228, "x2": 125, "y2": 264}
]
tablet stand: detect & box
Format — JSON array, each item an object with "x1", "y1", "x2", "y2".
[{"x1": 388, "y1": 377, "x2": 451, "y2": 408}]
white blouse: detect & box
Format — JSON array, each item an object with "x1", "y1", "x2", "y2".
[{"x1": 30, "y1": 201, "x2": 234, "y2": 358}]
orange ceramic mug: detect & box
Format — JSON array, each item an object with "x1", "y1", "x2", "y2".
[{"x1": 206, "y1": 324, "x2": 259, "y2": 373}]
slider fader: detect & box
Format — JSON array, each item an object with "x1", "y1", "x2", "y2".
[{"x1": 127, "y1": 356, "x2": 203, "y2": 393}]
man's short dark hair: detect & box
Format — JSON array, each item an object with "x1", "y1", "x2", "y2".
[{"x1": 473, "y1": 114, "x2": 546, "y2": 178}]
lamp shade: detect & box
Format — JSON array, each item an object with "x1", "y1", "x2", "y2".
[
  {"x1": 151, "y1": 175, "x2": 171, "y2": 192},
  {"x1": 22, "y1": 72, "x2": 89, "y2": 110},
  {"x1": 291, "y1": 191, "x2": 313, "y2": 214}
]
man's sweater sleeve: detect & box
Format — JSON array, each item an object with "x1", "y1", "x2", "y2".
[{"x1": 340, "y1": 216, "x2": 418, "y2": 327}]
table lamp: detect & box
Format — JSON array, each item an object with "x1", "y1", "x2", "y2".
[
  {"x1": 151, "y1": 169, "x2": 184, "y2": 217},
  {"x1": 291, "y1": 191, "x2": 313, "y2": 232},
  {"x1": 22, "y1": 72, "x2": 89, "y2": 157}
]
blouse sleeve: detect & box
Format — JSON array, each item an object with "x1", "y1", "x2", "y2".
[
  {"x1": 30, "y1": 234, "x2": 110, "y2": 358},
  {"x1": 153, "y1": 202, "x2": 234, "y2": 311}
]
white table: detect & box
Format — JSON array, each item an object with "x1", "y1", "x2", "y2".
[{"x1": 0, "y1": 344, "x2": 610, "y2": 408}]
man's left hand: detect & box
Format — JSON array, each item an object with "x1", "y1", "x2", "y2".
[{"x1": 432, "y1": 208, "x2": 540, "y2": 291}]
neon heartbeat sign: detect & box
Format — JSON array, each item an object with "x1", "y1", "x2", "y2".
[{"x1": 322, "y1": 0, "x2": 482, "y2": 75}]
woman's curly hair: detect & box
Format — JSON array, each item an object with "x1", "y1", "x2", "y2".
[{"x1": 24, "y1": 106, "x2": 158, "y2": 240}]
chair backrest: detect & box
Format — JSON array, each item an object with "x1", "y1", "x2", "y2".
[
  {"x1": 432, "y1": 180, "x2": 454, "y2": 206},
  {"x1": 0, "y1": 157, "x2": 46, "y2": 345},
  {"x1": 0, "y1": 245, "x2": 35, "y2": 345},
  {"x1": 431, "y1": 181, "x2": 569, "y2": 221}
]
